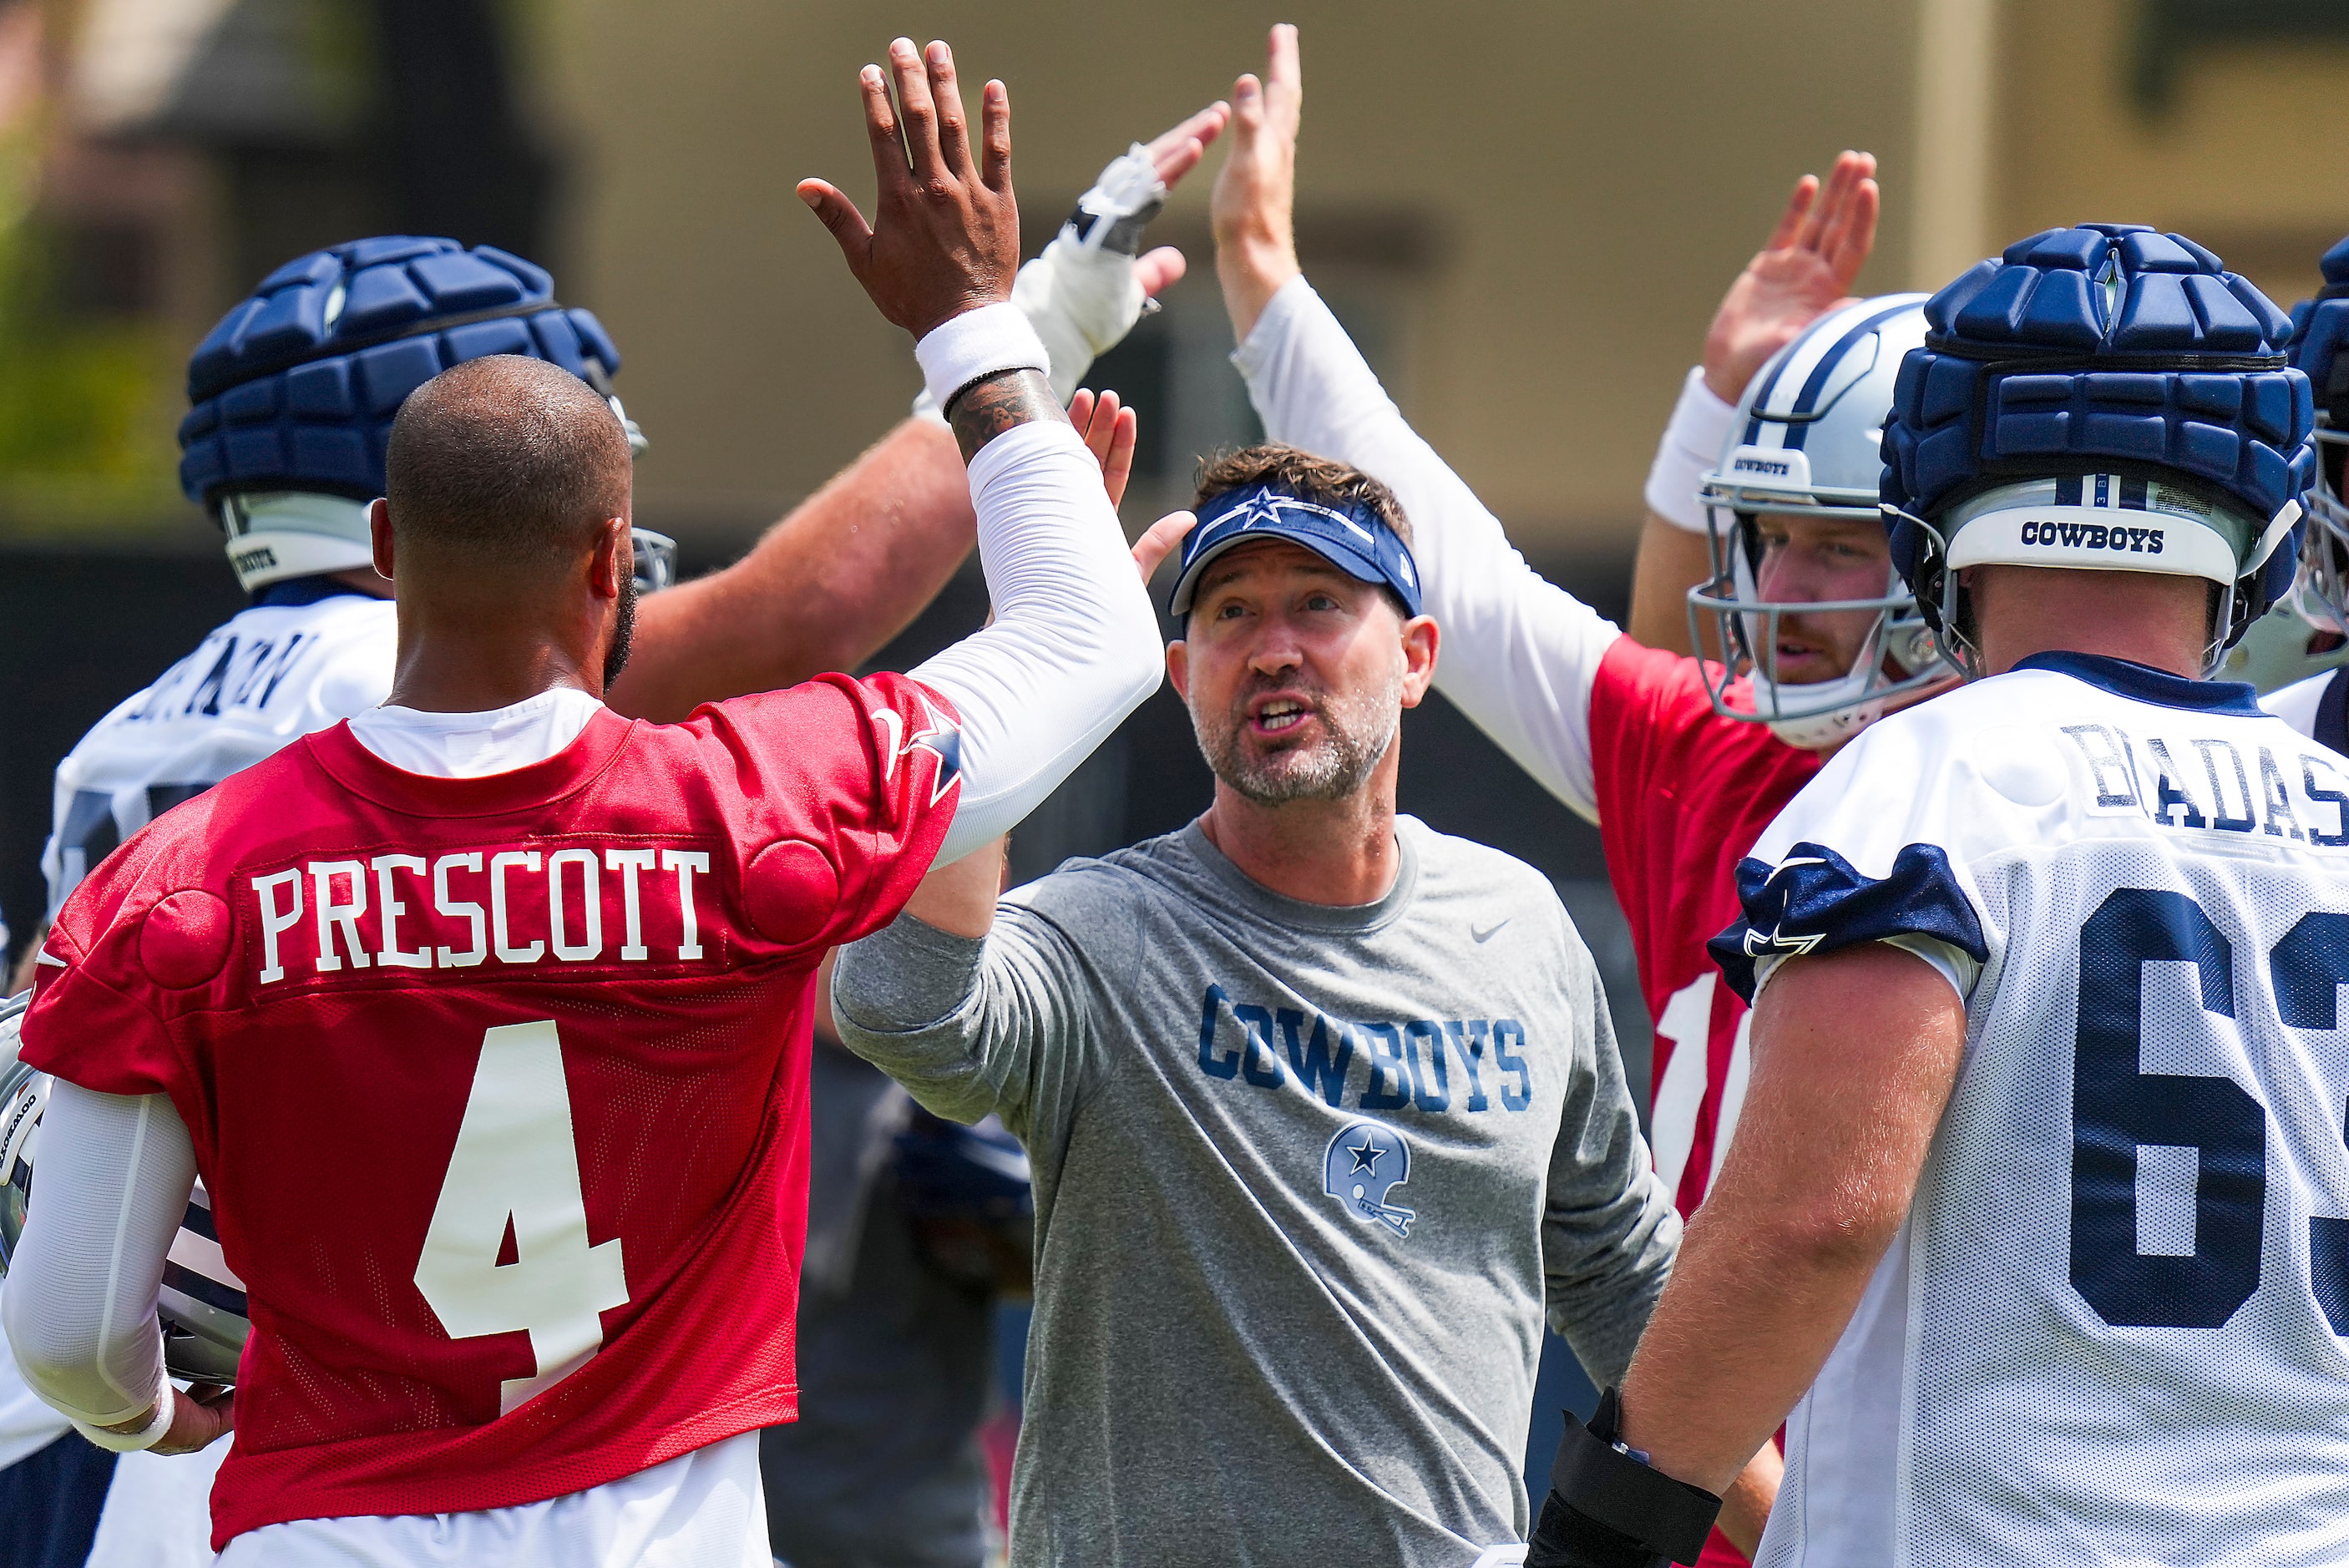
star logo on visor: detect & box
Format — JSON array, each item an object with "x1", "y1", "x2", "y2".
[{"x1": 1204, "y1": 492, "x2": 1378, "y2": 549}]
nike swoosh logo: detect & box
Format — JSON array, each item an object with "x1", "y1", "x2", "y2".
[
  {"x1": 33, "y1": 946, "x2": 64, "y2": 968},
  {"x1": 1471, "y1": 921, "x2": 1510, "y2": 943}
]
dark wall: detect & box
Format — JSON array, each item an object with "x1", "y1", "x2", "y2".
[
  {"x1": 0, "y1": 548, "x2": 246, "y2": 952},
  {"x1": 856, "y1": 551, "x2": 1623, "y2": 891},
  {"x1": 0, "y1": 539, "x2": 1631, "y2": 980}
]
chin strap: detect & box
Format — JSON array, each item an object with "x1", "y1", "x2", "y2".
[{"x1": 1526, "y1": 1390, "x2": 1723, "y2": 1568}]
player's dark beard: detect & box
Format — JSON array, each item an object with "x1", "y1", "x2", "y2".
[
  {"x1": 602, "y1": 570, "x2": 637, "y2": 687},
  {"x1": 1192, "y1": 669, "x2": 1400, "y2": 805}
]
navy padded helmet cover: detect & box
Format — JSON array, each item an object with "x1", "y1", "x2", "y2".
[
  {"x1": 1881, "y1": 224, "x2": 2316, "y2": 614},
  {"x1": 2287, "y1": 231, "x2": 2349, "y2": 427},
  {"x1": 179, "y1": 235, "x2": 624, "y2": 504}
]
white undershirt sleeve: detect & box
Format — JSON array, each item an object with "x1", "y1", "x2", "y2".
[
  {"x1": 1231, "y1": 276, "x2": 1623, "y2": 821},
  {"x1": 911, "y1": 418, "x2": 1164, "y2": 865},
  {"x1": 4, "y1": 1081, "x2": 193, "y2": 1436},
  {"x1": 1749, "y1": 934, "x2": 1981, "y2": 1009}
]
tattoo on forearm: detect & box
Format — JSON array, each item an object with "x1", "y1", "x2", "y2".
[{"x1": 947, "y1": 369, "x2": 1067, "y2": 463}]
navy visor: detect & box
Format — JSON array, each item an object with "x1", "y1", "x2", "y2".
[{"x1": 1167, "y1": 483, "x2": 1421, "y2": 617}]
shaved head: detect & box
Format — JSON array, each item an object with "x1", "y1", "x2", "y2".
[{"x1": 385, "y1": 355, "x2": 631, "y2": 568}]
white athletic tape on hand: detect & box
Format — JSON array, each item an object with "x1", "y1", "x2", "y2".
[
  {"x1": 914, "y1": 303, "x2": 1052, "y2": 416},
  {"x1": 1014, "y1": 241, "x2": 1148, "y2": 406},
  {"x1": 1645, "y1": 367, "x2": 1738, "y2": 534},
  {"x1": 1068, "y1": 144, "x2": 1166, "y2": 250}
]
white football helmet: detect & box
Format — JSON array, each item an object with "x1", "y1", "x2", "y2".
[
  {"x1": 0, "y1": 991, "x2": 247, "y2": 1383},
  {"x1": 1688, "y1": 295, "x2": 1951, "y2": 749}
]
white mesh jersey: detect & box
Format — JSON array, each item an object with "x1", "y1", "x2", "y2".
[
  {"x1": 39, "y1": 589, "x2": 395, "y2": 921},
  {"x1": 1719, "y1": 651, "x2": 2349, "y2": 1568}
]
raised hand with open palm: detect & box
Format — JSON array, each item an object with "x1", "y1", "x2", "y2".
[{"x1": 1700, "y1": 152, "x2": 1881, "y2": 405}]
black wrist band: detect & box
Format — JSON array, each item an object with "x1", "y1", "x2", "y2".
[
  {"x1": 1542, "y1": 1389, "x2": 1722, "y2": 1567},
  {"x1": 1527, "y1": 1489, "x2": 1658, "y2": 1568}
]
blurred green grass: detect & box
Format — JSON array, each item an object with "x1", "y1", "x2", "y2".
[{"x1": 0, "y1": 135, "x2": 185, "y2": 535}]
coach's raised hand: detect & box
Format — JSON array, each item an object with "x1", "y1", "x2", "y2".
[
  {"x1": 1211, "y1": 23, "x2": 1303, "y2": 342},
  {"x1": 800, "y1": 39, "x2": 1021, "y2": 341}
]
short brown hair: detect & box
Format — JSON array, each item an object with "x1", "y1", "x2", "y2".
[
  {"x1": 1192, "y1": 443, "x2": 1413, "y2": 548},
  {"x1": 386, "y1": 355, "x2": 630, "y2": 568}
]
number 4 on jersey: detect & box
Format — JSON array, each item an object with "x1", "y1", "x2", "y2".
[{"x1": 413, "y1": 1020, "x2": 628, "y2": 1414}]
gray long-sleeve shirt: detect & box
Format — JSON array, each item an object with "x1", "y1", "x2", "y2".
[{"x1": 833, "y1": 817, "x2": 1678, "y2": 1566}]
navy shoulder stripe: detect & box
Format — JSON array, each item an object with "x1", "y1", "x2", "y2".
[{"x1": 1710, "y1": 841, "x2": 1987, "y2": 1004}]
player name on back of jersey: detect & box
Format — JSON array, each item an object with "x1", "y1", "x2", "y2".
[
  {"x1": 2059, "y1": 719, "x2": 2349, "y2": 846},
  {"x1": 250, "y1": 842, "x2": 716, "y2": 985}
]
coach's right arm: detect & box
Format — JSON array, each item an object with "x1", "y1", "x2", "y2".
[
  {"x1": 829, "y1": 838, "x2": 1096, "y2": 1147},
  {"x1": 1538, "y1": 949, "x2": 1679, "y2": 1388}
]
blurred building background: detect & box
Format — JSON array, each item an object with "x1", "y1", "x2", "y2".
[
  {"x1": 13, "y1": 0, "x2": 2349, "y2": 554},
  {"x1": 8, "y1": 0, "x2": 2349, "y2": 1530}
]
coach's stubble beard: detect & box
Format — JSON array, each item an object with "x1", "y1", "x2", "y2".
[{"x1": 1193, "y1": 669, "x2": 1402, "y2": 806}]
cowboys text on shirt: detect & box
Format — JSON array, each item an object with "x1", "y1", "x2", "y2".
[{"x1": 1193, "y1": 983, "x2": 1533, "y2": 1113}]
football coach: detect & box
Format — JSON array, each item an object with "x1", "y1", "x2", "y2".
[{"x1": 833, "y1": 443, "x2": 1688, "y2": 1566}]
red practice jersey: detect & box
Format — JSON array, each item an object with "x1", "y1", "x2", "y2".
[
  {"x1": 1588, "y1": 637, "x2": 1822, "y2": 1568},
  {"x1": 20, "y1": 674, "x2": 960, "y2": 1547},
  {"x1": 1589, "y1": 637, "x2": 1822, "y2": 1215}
]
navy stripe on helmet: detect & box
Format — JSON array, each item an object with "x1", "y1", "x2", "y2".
[
  {"x1": 1741, "y1": 298, "x2": 1911, "y2": 449},
  {"x1": 163, "y1": 1259, "x2": 248, "y2": 1317},
  {"x1": 1740, "y1": 344, "x2": 1804, "y2": 449},
  {"x1": 1783, "y1": 300, "x2": 1923, "y2": 452}
]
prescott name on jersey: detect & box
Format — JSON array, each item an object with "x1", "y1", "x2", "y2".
[{"x1": 20, "y1": 674, "x2": 958, "y2": 1549}]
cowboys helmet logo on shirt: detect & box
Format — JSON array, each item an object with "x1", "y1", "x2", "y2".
[{"x1": 1323, "y1": 1120, "x2": 1415, "y2": 1238}]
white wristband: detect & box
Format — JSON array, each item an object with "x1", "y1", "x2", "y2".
[
  {"x1": 914, "y1": 303, "x2": 1051, "y2": 417},
  {"x1": 1643, "y1": 367, "x2": 1739, "y2": 534},
  {"x1": 73, "y1": 1381, "x2": 174, "y2": 1454}
]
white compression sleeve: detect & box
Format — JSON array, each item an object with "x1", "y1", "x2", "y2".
[
  {"x1": 3, "y1": 1082, "x2": 193, "y2": 1434},
  {"x1": 912, "y1": 418, "x2": 1163, "y2": 865},
  {"x1": 1232, "y1": 276, "x2": 1624, "y2": 821}
]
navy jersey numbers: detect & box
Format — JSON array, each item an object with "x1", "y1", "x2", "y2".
[
  {"x1": 2068, "y1": 889, "x2": 2264, "y2": 1327},
  {"x1": 2069, "y1": 887, "x2": 2349, "y2": 1334}
]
